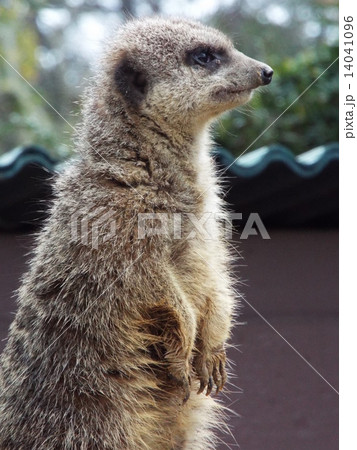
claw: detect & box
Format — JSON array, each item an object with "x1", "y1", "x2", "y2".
[
  {"x1": 206, "y1": 376, "x2": 213, "y2": 396},
  {"x1": 219, "y1": 359, "x2": 227, "y2": 388},
  {"x1": 214, "y1": 376, "x2": 220, "y2": 393},
  {"x1": 183, "y1": 385, "x2": 191, "y2": 404},
  {"x1": 214, "y1": 381, "x2": 221, "y2": 396},
  {"x1": 212, "y1": 365, "x2": 221, "y2": 395},
  {"x1": 197, "y1": 379, "x2": 206, "y2": 395}
]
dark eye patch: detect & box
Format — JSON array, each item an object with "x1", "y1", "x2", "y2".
[{"x1": 186, "y1": 46, "x2": 227, "y2": 71}]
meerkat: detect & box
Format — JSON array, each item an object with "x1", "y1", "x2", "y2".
[{"x1": 0, "y1": 17, "x2": 272, "y2": 449}]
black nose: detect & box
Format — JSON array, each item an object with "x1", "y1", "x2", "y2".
[{"x1": 261, "y1": 67, "x2": 274, "y2": 85}]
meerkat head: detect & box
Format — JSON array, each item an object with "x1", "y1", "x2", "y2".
[{"x1": 100, "y1": 17, "x2": 273, "y2": 133}]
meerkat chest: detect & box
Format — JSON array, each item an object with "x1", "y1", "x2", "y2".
[{"x1": 195, "y1": 145, "x2": 223, "y2": 238}]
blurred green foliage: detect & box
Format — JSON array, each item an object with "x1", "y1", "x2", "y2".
[
  {"x1": 0, "y1": 1, "x2": 73, "y2": 158},
  {"x1": 0, "y1": 0, "x2": 338, "y2": 158}
]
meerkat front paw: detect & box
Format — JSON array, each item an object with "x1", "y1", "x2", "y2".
[
  {"x1": 167, "y1": 361, "x2": 192, "y2": 403},
  {"x1": 194, "y1": 347, "x2": 227, "y2": 396}
]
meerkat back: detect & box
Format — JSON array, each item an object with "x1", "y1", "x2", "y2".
[{"x1": 0, "y1": 17, "x2": 272, "y2": 450}]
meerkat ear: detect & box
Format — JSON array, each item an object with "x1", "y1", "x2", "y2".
[{"x1": 114, "y1": 57, "x2": 148, "y2": 106}]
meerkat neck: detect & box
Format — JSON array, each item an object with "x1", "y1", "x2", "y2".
[{"x1": 81, "y1": 105, "x2": 213, "y2": 189}]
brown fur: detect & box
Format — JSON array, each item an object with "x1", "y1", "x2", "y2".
[{"x1": 0, "y1": 17, "x2": 272, "y2": 449}]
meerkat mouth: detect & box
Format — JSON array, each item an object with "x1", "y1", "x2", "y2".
[
  {"x1": 229, "y1": 88, "x2": 251, "y2": 95},
  {"x1": 214, "y1": 87, "x2": 252, "y2": 99},
  {"x1": 213, "y1": 87, "x2": 253, "y2": 106}
]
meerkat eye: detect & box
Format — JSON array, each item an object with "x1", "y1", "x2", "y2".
[
  {"x1": 194, "y1": 51, "x2": 216, "y2": 65},
  {"x1": 186, "y1": 47, "x2": 224, "y2": 69}
]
